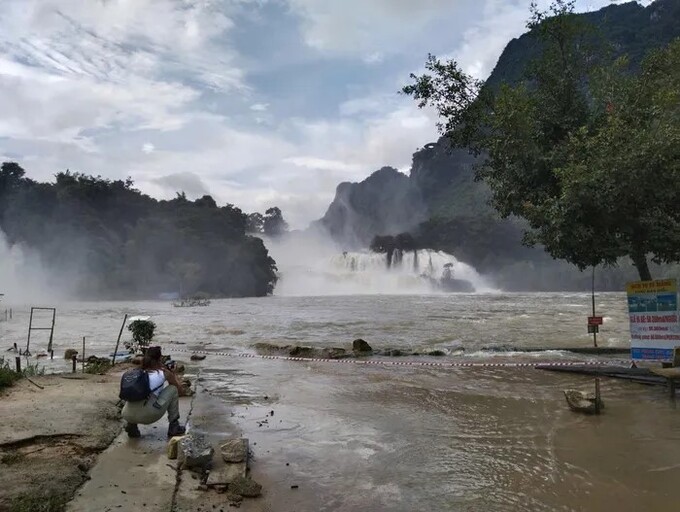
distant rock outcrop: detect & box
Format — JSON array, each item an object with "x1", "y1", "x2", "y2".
[{"x1": 315, "y1": 166, "x2": 426, "y2": 249}]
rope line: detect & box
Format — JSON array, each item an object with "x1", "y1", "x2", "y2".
[{"x1": 166, "y1": 347, "x2": 631, "y2": 369}]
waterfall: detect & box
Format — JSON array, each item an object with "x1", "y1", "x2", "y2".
[
  {"x1": 0, "y1": 230, "x2": 62, "y2": 303},
  {"x1": 273, "y1": 245, "x2": 495, "y2": 296}
]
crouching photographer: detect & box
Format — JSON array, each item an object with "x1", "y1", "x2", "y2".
[{"x1": 119, "y1": 346, "x2": 187, "y2": 439}]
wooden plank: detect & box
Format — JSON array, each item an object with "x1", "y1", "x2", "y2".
[{"x1": 650, "y1": 368, "x2": 680, "y2": 379}]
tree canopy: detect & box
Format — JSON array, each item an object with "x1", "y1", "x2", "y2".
[
  {"x1": 0, "y1": 164, "x2": 278, "y2": 298},
  {"x1": 403, "y1": 0, "x2": 680, "y2": 281}
]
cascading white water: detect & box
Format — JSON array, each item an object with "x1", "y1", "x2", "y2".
[
  {"x1": 0, "y1": 230, "x2": 62, "y2": 303},
  {"x1": 271, "y1": 235, "x2": 496, "y2": 296}
]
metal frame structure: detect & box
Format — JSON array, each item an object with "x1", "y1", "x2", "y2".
[{"x1": 25, "y1": 307, "x2": 56, "y2": 356}]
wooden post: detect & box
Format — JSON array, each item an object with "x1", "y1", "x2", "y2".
[
  {"x1": 82, "y1": 336, "x2": 85, "y2": 373},
  {"x1": 111, "y1": 314, "x2": 128, "y2": 365},
  {"x1": 25, "y1": 307, "x2": 35, "y2": 355},
  {"x1": 15, "y1": 357, "x2": 21, "y2": 373},
  {"x1": 72, "y1": 355, "x2": 77, "y2": 373},
  {"x1": 47, "y1": 309, "x2": 56, "y2": 353},
  {"x1": 595, "y1": 378, "x2": 601, "y2": 414},
  {"x1": 50, "y1": 350, "x2": 54, "y2": 360}
]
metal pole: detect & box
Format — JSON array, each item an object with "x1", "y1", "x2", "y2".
[
  {"x1": 592, "y1": 266, "x2": 598, "y2": 348},
  {"x1": 82, "y1": 336, "x2": 86, "y2": 373},
  {"x1": 26, "y1": 307, "x2": 34, "y2": 355},
  {"x1": 111, "y1": 314, "x2": 128, "y2": 365}
]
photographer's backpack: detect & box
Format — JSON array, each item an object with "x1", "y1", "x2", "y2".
[{"x1": 119, "y1": 368, "x2": 152, "y2": 402}]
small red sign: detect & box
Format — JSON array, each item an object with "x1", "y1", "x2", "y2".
[{"x1": 588, "y1": 316, "x2": 604, "y2": 326}]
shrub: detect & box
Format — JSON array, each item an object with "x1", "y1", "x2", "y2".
[
  {"x1": 125, "y1": 320, "x2": 156, "y2": 353},
  {"x1": 0, "y1": 358, "x2": 21, "y2": 390}
]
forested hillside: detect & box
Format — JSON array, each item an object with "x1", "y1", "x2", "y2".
[
  {"x1": 317, "y1": 0, "x2": 680, "y2": 290},
  {"x1": 0, "y1": 162, "x2": 277, "y2": 298}
]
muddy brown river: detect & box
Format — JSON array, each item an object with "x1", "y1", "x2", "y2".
[{"x1": 2, "y1": 293, "x2": 678, "y2": 511}]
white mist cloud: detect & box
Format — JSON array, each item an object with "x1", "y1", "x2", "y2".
[{"x1": 0, "y1": 230, "x2": 70, "y2": 303}]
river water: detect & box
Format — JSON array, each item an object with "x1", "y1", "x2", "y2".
[{"x1": 2, "y1": 293, "x2": 679, "y2": 511}]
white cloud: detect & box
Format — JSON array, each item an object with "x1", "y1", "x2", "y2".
[
  {"x1": 283, "y1": 156, "x2": 363, "y2": 172},
  {"x1": 0, "y1": 0, "x2": 245, "y2": 151},
  {"x1": 153, "y1": 171, "x2": 210, "y2": 198},
  {"x1": 284, "y1": 0, "x2": 467, "y2": 55},
  {"x1": 363, "y1": 52, "x2": 384, "y2": 65},
  {"x1": 142, "y1": 143, "x2": 155, "y2": 154},
  {"x1": 250, "y1": 103, "x2": 269, "y2": 111}
]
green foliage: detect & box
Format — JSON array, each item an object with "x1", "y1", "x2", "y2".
[
  {"x1": 126, "y1": 320, "x2": 156, "y2": 353},
  {"x1": 84, "y1": 359, "x2": 112, "y2": 375},
  {"x1": 263, "y1": 207, "x2": 289, "y2": 237},
  {"x1": 8, "y1": 492, "x2": 69, "y2": 512},
  {"x1": 0, "y1": 167, "x2": 278, "y2": 298},
  {"x1": 246, "y1": 212, "x2": 265, "y2": 234},
  {"x1": 21, "y1": 361, "x2": 45, "y2": 377},
  {"x1": 404, "y1": 0, "x2": 680, "y2": 280},
  {"x1": 246, "y1": 207, "x2": 289, "y2": 237},
  {"x1": 0, "y1": 358, "x2": 21, "y2": 389},
  {"x1": 0, "y1": 358, "x2": 46, "y2": 390}
]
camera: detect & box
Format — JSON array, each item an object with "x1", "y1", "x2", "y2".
[{"x1": 164, "y1": 359, "x2": 176, "y2": 371}]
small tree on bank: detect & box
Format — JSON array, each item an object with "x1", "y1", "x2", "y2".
[
  {"x1": 126, "y1": 320, "x2": 156, "y2": 354},
  {"x1": 403, "y1": 0, "x2": 680, "y2": 281}
]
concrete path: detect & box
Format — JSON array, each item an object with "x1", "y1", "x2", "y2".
[{"x1": 67, "y1": 396, "x2": 192, "y2": 512}]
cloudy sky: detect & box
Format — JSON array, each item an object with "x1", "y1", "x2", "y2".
[{"x1": 0, "y1": 0, "x2": 623, "y2": 228}]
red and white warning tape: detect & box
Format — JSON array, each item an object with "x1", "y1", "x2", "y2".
[{"x1": 167, "y1": 347, "x2": 630, "y2": 369}]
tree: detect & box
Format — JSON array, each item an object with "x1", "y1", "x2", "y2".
[
  {"x1": 126, "y1": 320, "x2": 156, "y2": 354},
  {"x1": 263, "y1": 207, "x2": 288, "y2": 237},
  {"x1": 0, "y1": 163, "x2": 278, "y2": 298},
  {"x1": 246, "y1": 212, "x2": 264, "y2": 234},
  {"x1": 403, "y1": 0, "x2": 680, "y2": 280}
]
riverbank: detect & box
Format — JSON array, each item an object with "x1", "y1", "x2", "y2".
[
  {"x1": 0, "y1": 365, "x2": 276, "y2": 512},
  {"x1": 0, "y1": 373, "x2": 122, "y2": 511}
]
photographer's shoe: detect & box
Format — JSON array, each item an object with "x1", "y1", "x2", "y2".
[
  {"x1": 125, "y1": 422, "x2": 141, "y2": 438},
  {"x1": 167, "y1": 419, "x2": 186, "y2": 438}
]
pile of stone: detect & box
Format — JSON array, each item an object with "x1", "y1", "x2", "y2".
[
  {"x1": 168, "y1": 433, "x2": 261, "y2": 505},
  {"x1": 253, "y1": 339, "x2": 449, "y2": 359}
]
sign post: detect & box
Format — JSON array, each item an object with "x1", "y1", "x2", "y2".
[
  {"x1": 627, "y1": 279, "x2": 680, "y2": 361},
  {"x1": 590, "y1": 267, "x2": 598, "y2": 347}
]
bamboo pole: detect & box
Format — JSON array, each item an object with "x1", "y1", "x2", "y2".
[{"x1": 111, "y1": 314, "x2": 128, "y2": 365}]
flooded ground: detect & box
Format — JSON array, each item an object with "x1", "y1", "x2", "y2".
[{"x1": 2, "y1": 293, "x2": 679, "y2": 511}]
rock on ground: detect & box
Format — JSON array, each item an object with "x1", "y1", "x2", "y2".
[
  {"x1": 220, "y1": 438, "x2": 249, "y2": 463},
  {"x1": 352, "y1": 339, "x2": 373, "y2": 353},
  {"x1": 230, "y1": 476, "x2": 262, "y2": 498},
  {"x1": 178, "y1": 433, "x2": 215, "y2": 471},
  {"x1": 167, "y1": 435, "x2": 187, "y2": 460}
]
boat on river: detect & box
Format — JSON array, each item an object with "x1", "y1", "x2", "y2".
[{"x1": 172, "y1": 298, "x2": 211, "y2": 307}]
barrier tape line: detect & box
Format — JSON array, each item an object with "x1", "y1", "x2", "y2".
[{"x1": 166, "y1": 347, "x2": 631, "y2": 369}]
